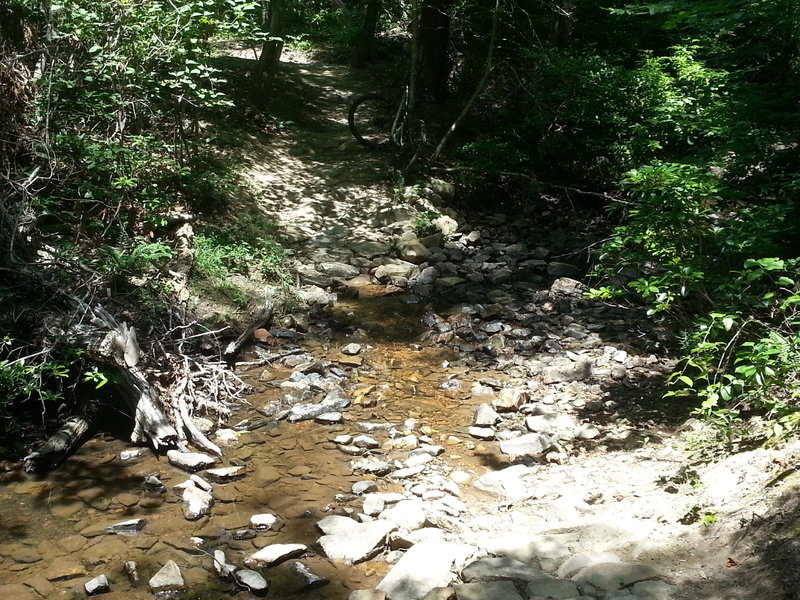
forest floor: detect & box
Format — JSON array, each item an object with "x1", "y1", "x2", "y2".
[{"x1": 2, "y1": 48, "x2": 800, "y2": 600}]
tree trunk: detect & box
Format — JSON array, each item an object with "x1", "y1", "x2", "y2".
[
  {"x1": 255, "y1": 0, "x2": 285, "y2": 83},
  {"x1": 353, "y1": 0, "x2": 381, "y2": 67},
  {"x1": 414, "y1": 0, "x2": 452, "y2": 104},
  {"x1": 23, "y1": 415, "x2": 92, "y2": 473}
]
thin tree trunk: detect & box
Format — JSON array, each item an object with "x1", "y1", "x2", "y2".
[
  {"x1": 430, "y1": 0, "x2": 502, "y2": 162},
  {"x1": 353, "y1": 0, "x2": 381, "y2": 67}
]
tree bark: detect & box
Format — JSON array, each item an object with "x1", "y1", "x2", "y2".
[
  {"x1": 23, "y1": 415, "x2": 91, "y2": 473},
  {"x1": 255, "y1": 0, "x2": 285, "y2": 82},
  {"x1": 414, "y1": 0, "x2": 452, "y2": 104},
  {"x1": 353, "y1": 0, "x2": 381, "y2": 67}
]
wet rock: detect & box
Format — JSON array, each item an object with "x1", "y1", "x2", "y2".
[
  {"x1": 290, "y1": 561, "x2": 329, "y2": 589},
  {"x1": 319, "y1": 262, "x2": 360, "y2": 278},
  {"x1": 43, "y1": 559, "x2": 87, "y2": 581},
  {"x1": 571, "y1": 562, "x2": 660, "y2": 591},
  {"x1": 499, "y1": 433, "x2": 552, "y2": 459},
  {"x1": 124, "y1": 561, "x2": 139, "y2": 585},
  {"x1": 143, "y1": 474, "x2": 166, "y2": 493},
  {"x1": 461, "y1": 556, "x2": 550, "y2": 583},
  {"x1": 166, "y1": 449, "x2": 217, "y2": 472},
  {"x1": 453, "y1": 581, "x2": 524, "y2": 600},
  {"x1": 246, "y1": 543, "x2": 307, "y2": 567},
  {"x1": 212, "y1": 549, "x2": 236, "y2": 577},
  {"x1": 205, "y1": 466, "x2": 246, "y2": 483},
  {"x1": 250, "y1": 513, "x2": 279, "y2": 530},
  {"x1": 0, "y1": 584, "x2": 37, "y2": 600},
  {"x1": 542, "y1": 359, "x2": 592, "y2": 384},
  {"x1": 434, "y1": 276, "x2": 466, "y2": 289},
  {"x1": 378, "y1": 540, "x2": 467, "y2": 600},
  {"x1": 149, "y1": 560, "x2": 185, "y2": 592},
  {"x1": 84, "y1": 574, "x2": 110, "y2": 596},
  {"x1": 235, "y1": 569, "x2": 269, "y2": 594},
  {"x1": 11, "y1": 546, "x2": 41, "y2": 563},
  {"x1": 318, "y1": 519, "x2": 396, "y2": 563},
  {"x1": 473, "y1": 403, "x2": 500, "y2": 427}
]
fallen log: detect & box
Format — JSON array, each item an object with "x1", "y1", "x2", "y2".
[
  {"x1": 224, "y1": 301, "x2": 275, "y2": 359},
  {"x1": 23, "y1": 415, "x2": 91, "y2": 473}
]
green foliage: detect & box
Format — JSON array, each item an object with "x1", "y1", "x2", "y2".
[
  {"x1": 413, "y1": 210, "x2": 441, "y2": 238},
  {"x1": 194, "y1": 231, "x2": 289, "y2": 285}
]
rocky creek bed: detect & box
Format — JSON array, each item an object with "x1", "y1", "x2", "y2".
[{"x1": 2, "y1": 51, "x2": 800, "y2": 600}]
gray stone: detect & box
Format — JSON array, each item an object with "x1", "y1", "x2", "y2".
[
  {"x1": 319, "y1": 519, "x2": 397, "y2": 563},
  {"x1": 630, "y1": 580, "x2": 680, "y2": 600},
  {"x1": 557, "y1": 552, "x2": 621, "y2": 579},
  {"x1": 315, "y1": 411, "x2": 343, "y2": 424},
  {"x1": 212, "y1": 550, "x2": 236, "y2": 577},
  {"x1": 461, "y1": 556, "x2": 550, "y2": 583},
  {"x1": 84, "y1": 574, "x2": 110, "y2": 595},
  {"x1": 453, "y1": 581, "x2": 524, "y2": 600},
  {"x1": 318, "y1": 515, "x2": 360, "y2": 535},
  {"x1": 235, "y1": 569, "x2": 269, "y2": 593},
  {"x1": 351, "y1": 457, "x2": 394, "y2": 476},
  {"x1": 351, "y1": 240, "x2": 392, "y2": 258},
  {"x1": 353, "y1": 434, "x2": 380, "y2": 448},
  {"x1": 549, "y1": 277, "x2": 586, "y2": 295},
  {"x1": 575, "y1": 423, "x2": 601, "y2": 440},
  {"x1": 542, "y1": 359, "x2": 592, "y2": 384},
  {"x1": 483, "y1": 534, "x2": 571, "y2": 570},
  {"x1": 473, "y1": 403, "x2": 500, "y2": 427},
  {"x1": 492, "y1": 388, "x2": 528, "y2": 412},
  {"x1": 246, "y1": 543, "x2": 307, "y2": 567},
  {"x1": 104, "y1": 518, "x2": 147, "y2": 534},
  {"x1": 353, "y1": 480, "x2": 378, "y2": 495},
  {"x1": 363, "y1": 494, "x2": 386, "y2": 516},
  {"x1": 468, "y1": 426, "x2": 495, "y2": 440},
  {"x1": 166, "y1": 450, "x2": 217, "y2": 472},
  {"x1": 389, "y1": 527, "x2": 447, "y2": 549},
  {"x1": 179, "y1": 482, "x2": 213, "y2": 520},
  {"x1": 343, "y1": 343, "x2": 363, "y2": 355},
  {"x1": 250, "y1": 513, "x2": 279, "y2": 530},
  {"x1": 290, "y1": 561, "x2": 329, "y2": 589},
  {"x1": 405, "y1": 452, "x2": 433, "y2": 467},
  {"x1": 416, "y1": 267, "x2": 439, "y2": 285},
  {"x1": 377, "y1": 540, "x2": 464, "y2": 600},
  {"x1": 424, "y1": 587, "x2": 456, "y2": 600},
  {"x1": 572, "y1": 562, "x2": 659, "y2": 591},
  {"x1": 398, "y1": 239, "x2": 432, "y2": 265},
  {"x1": 525, "y1": 414, "x2": 577, "y2": 440},
  {"x1": 205, "y1": 465, "x2": 245, "y2": 482},
  {"x1": 379, "y1": 499, "x2": 427, "y2": 531},
  {"x1": 375, "y1": 262, "x2": 417, "y2": 281},
  {"x1": 349, "y1": 591, "x2": 386, "y2": 600},
  {"x1": 547, "y1": 262, "x2": 580, "y2": 278},
  {"x1": 148, "y1": 560, "x2": 185, "y2": 592},
  {"x1": 499, "y1": 433, "x2": 551, "y2": 459},
  {"x1": 319, "y1": 262, "x2": 360, "y2": 278},
  {"x1": 392, "y1": 465, "x2": 426, "y2": 479},
  {"x1": 525, "y1": 579, "x2": 580, "y2": 599},
  {"x1": 473, "y1": 465, "x2": 533, "y2": 501},
  {"x1": 287, "y1": 391, "x2": 350, "y2": 422}
]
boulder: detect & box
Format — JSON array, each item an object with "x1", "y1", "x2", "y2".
[
  {"x1": 499, "y1": 433, "x2": 552, "y2": 460},
  {"x1": 166, "y1": 450, "x2": 216, "y2": 472},
  {"x1": 318, "y1": 519, "x2": 396, "y2": 563},
  {"x1": 453, "y1": 581, "x2": 524, "y2": 600},
  {"x1": 246, "y1": 543, "x2": 307, "y2": 567},
  {"x1": 377, "y1": 540, "x2": 466, "y2": 600}
]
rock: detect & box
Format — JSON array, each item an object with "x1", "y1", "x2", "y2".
[
  {"x1": 473, "y1": 403, "x2": 500, "y2": 426},
  {"x1": 0, "y1": 584, "x2": 37, "y2": 600},
  {"x1": 468, "y1": 426, "x2": 495, "y2": 440},
  {"x1": 205, "y1": 465, "x2": 246, "y2": 482},
  {"x1": 389, "y1": 527, "x2": 447, "y2": 549},
  {"x1": 353, "y1": 434, "x2": 380, "y2": 448},
  {"x1": 547, "y1": 262, "x2": 580, "y2": 278},
  {"x1": 630, "y1": 580, "x2": 680, "y2": 599},
  {"x1": 364, "y1": 494, "x2": 386, "y2": 516},
  {"x1": 290, "y1": 561, "x2": 329, "y2": 589},
  {"x1": 316, "y1": 412, "x2": 343, "y2": 424},
  {"x1": 250, "y1": 513, "x2": 279, "y2": 530},
  {"x1": 287, "y1": 391, "x2": 350, "y2": 422},
  {"x1": 377, "y1": 540, "x2": 466, "y2": 600},
  {"x1": 453, "y1": 581, "x2": 524, "y2": 600},
  {"x1": 379, "y1": 500, "x2": 427, "y2": 531},
  {"x1": 252, "y1": 465, "x2": 281, "y2": 485},
  {"x1": 246, "y1": 543, "x2": 307, "y2": 567},
  {"x1": 524, "y1": 414, "x2": 577, "y2": 440},
  {"x1": 572, "y1": 562, "x2": 660, "y2": 591},
  {"x1": 349, "y1": 591, "x2": 386, "y2": 600},
  {"x1": 557, "y1": 552, "x2": 621, "y2": 578},
  {"x1": 43, "y1": 559, "x2": 86, "y2": 581},
  {"x1": 84, "y1": 574, "x2": 110, "y2": 595},
  {"x1": 499, "y1": 433, "x2": 552, "y2": 459},
  {"x1": 343, "y1": 343, "x2": 363, "y2": 355},
  {"x1": 492, "y1": 388, "x2": 528, "y2": 412},
  {"x1": 425, "y1": 587, "x2": 456, "y2": 600},
  {"x1": 351, "y1": 457, "x2": 394, "y2": 476},
  {"x1": 319, "y1": 262, "x2": 360, "y2": 278},
  {"x1": 166, "y1": 449, "x2": 217, "y2": 472},
  {"x1": 405, "y1": 452, "x2": 433, "y2": 467},
  {"x1": 180, "y1": 482, "x2": 214, "y2": 520},
  {"x1": 353, "y1": 480, "x2": 378, "y2": 495},
  {"x1": 104, "y1": 518, "x2": 147, "y2": 534},
  {"x1": 575, "y1": 423, "x2": 601, "y2": 440},
  {"x1": 549, "y1": 277, "x2": 586, "y2": 295},
  {"x1": 542, "y1": 359, "x2": 592, "y2": 384},
  {"x1": 374, "y1": 262, "x2": 418, "y2": 281},
  {"x1": 149, "y1": 560, "x2": 185, "y2": 592},
  {"x1": 317, "y1": 515, "x2": 360, "y2": 535},
  {"x1": 398, "y1": 239, "x2": 432, "y2": 264},
  {"x1": 525, "y1": 579, "x2": 580, "y2": 599},
  {"x1": 318, "y1": 519, "x2": 396, "y2": 563},
  {"x1": 461, "y1": 556, "x2": 550, "y2": 583},
  {"x1": 474, "y1": 465, "x2": 533, "y2": 501},
  {"x1": 393, "y1": 465, "x2": 427, "y2": 479},
  {"x1": 484, "y1": 534, "x2": 571, "y2": 571},
  {"x1": 235, "y1": 569, "x2": 269, "y2": 593},
  {"x1": 11, "y1": 546, "x2": 41, "y2": 563},
  {"x1": 351, "y1": 240, "x2": 392, "y2": 258}
]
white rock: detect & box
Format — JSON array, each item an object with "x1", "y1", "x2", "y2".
[
  {"x1": 317, "y1": 515, "x2": 360, "y2": 535},
  {"x1": 84, "y1": 574, "x2": 110, "y2": 595},
  {"x1": 245, "y1": 543, "x2": 307, "y2": 567},
  {"x1": 363, "y1": 495, "x2": 386, "y2": 516},
  {"x1": 149, "y1": 560, "x2": 185, "y2": 592},
  {"x1": 572, "y1": 562, "x2": 660, "y2": 591},
  {"x1": 353, "y1": 435, "x2": 380, "y2": 448},
  {"x1": 468, "y1": 426, "x2": 495, "y2": 440},
  {"x1": 235, "y1": 569, "x2": 269, "y2": 593},
  {"x1": 379, "y1": 500, "x2": 427, "y2": 531},
  {"x1": 166, "y1": 449, "x2": 217, "y2": 472},
  {"x1": 205, "y1": 465, "x2": 246, "y2": 482},
  {"x1": 180, "y1": 483, "x2": 214, "y2": 520},
  {"x1": 499, "y1": 433, "x2": 551, "y2": 459},
  {"x1": 212, "y1": 550, "x2": 236, "y2": 577},
  {"x1": 319, "y1": 519, "x2": 396, "y2": 563},
  {"x1": 377, "y1": 540, "x2": 465, "y2": 600},
  {"x1": 352, "y1": 480, "x2": 378, "y2": 495},
  {"x1": 250, "y1": 513, "x2": 279, "y2": 530},
  {"x1": 474, "y1": 465, "x2": 533, "y2": 501},
  {"x1": 473, "y1": 403, "x2": 501, "y2": 426}
]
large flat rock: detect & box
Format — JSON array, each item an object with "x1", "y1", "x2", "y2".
[
  {"x1": 461, "y1": 556, "x2": 551, "y2": 583},
  {"x1": 377, "y1": 540, "x2": 467, "y2": 600},
  {"x1": 453, "y1": 581, "x2": 524, "y2": 600},
  {"x1": 319, "y1": 519, "x2": 396, "y2": 564}
]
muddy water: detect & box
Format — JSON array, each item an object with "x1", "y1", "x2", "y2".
[{"x1": 0, "y1": 293, "x2": 503, "y2": 599}]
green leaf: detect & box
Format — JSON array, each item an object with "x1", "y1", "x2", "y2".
[
  {"x1": 777, "y1": 276, "x2": 795, "y2": 286},
  {"x1": 678, "y1": 375, "x2": 694, "y2": 387}
]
